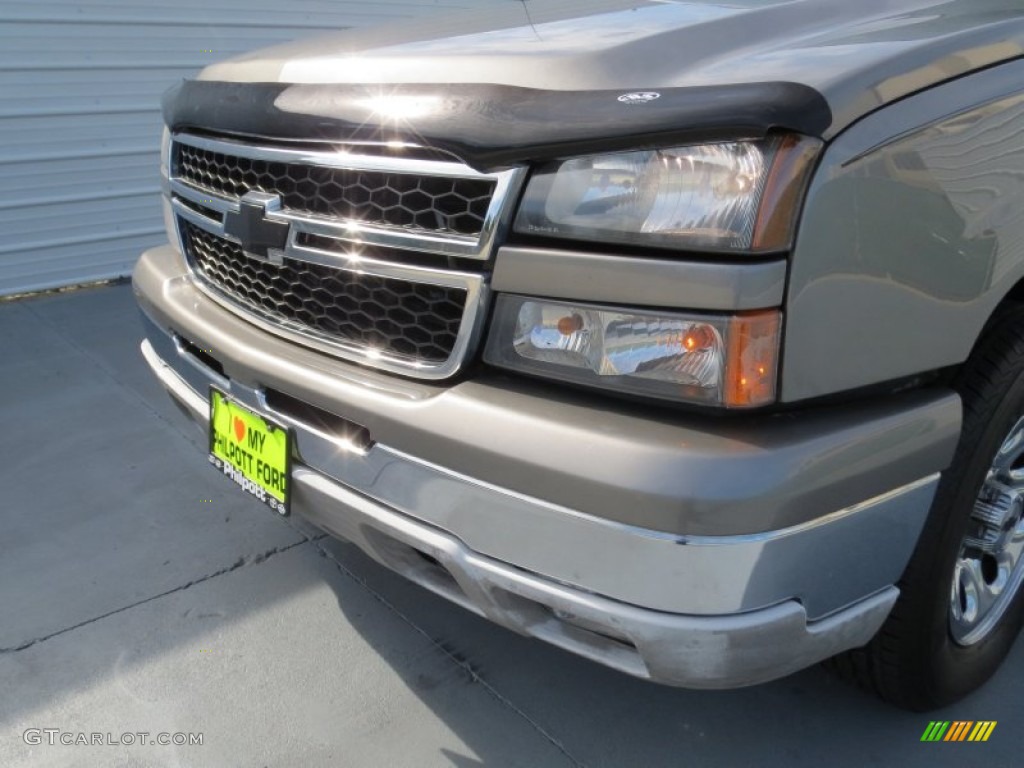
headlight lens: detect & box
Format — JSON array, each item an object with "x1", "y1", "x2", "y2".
[
  {"x1": 485, "y1": 296, "x2": 781, "y2": 408},
  {"x1": 513, "y1": 135, "x2": 818, "y2": 252}
]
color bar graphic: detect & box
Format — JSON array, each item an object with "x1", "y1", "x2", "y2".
[
  {"x1": 968, "y1": 722, "x2": 998, "y2": 742},
  {"x1": 921, "y1": 721, "x2": 996, "y2": 742},
  {"x1": 921, "y1": 722, "x2": 950, "y2": 742}
]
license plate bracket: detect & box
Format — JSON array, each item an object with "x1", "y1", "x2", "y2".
[{"x1": 208, "y1": 387, "x2": 292, "y2": 515}]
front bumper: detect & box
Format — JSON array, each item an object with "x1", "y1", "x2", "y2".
[{"x1": 134, "y1": 244, "x2": 960, "y2": 688}]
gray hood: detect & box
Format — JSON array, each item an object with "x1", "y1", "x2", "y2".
[{"x1": 198, "y1": 0, "x2": 1024, "y2": 137}]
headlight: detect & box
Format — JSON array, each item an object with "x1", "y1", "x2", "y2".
[
  {"x1": 513, "y1": 135, "x2": 819, "y2": 252},
  {"x1": 484, "y1": 296, "x2": 781, "y2": 408}
]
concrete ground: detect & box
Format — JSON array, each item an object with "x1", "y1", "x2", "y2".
[{"x1": 1, "y1": 282, "x2": 1021, "y2": 768}]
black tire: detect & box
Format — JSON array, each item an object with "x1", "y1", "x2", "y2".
[{"x1": 830, "y1": 305, "x2": 1024, "y2": 710}]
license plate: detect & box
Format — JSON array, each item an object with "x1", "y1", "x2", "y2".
[{"x1": 208, "y1": 388, "x2": 291, "y2": 515}]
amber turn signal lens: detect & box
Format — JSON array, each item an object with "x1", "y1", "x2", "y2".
[
  {"x1": 557, "y1": 314, "x2": 585, "y2": 335},
  {"x1": 752, "y1": 135, "x2": 822, "y2": 251},
  {"x1": 724, "y1": 311, "x2": 781, "y2": 408}
]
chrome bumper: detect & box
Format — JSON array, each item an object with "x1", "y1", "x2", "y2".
[
  {"x1": 133, "y1": 244, "x2": 962, "y2": 688},
  {"x1": 143, "y1": 330, "x2": 906, "y2": 688}
]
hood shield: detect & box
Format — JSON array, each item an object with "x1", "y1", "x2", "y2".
[{"x1": 163, "y1": 80, "x2": 831, "y2": 172}]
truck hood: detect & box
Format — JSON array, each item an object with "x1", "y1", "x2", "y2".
[
  {"x1": 200, "y1": 0, "x2": 1023, "y2": 129},
  {"x1": 169, "y1": 0, "x2": 1024, "y2": 166}
]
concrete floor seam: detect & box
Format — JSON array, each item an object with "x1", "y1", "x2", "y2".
[
  {"x1": 0, "y1": 538, "x2": 312, "y2": 655},
  {"x1": 311, "y1": 539, "x2": 590, "y2": 768}
]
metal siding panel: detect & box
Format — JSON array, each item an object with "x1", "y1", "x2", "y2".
[
  {"x1": 0, "y1": 194, "x2": 163, "y2": 243},
  {"x1": 1, "y1": 155, "x2": 157, "y2": 201},
  {"x1": 0, "y1": 0, "x2": 498, "y2": 296}
]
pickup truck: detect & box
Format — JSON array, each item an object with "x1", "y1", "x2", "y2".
[{"x1": 133, "y1": 0, "x2": 1024, "y2": 710}]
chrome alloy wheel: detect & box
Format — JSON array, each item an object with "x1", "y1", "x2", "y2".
[{"x1": 950, "y1": 415, "x2": 1024, "y2": 646}]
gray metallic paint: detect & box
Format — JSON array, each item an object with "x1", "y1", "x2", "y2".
[
  {"x1": 291, "y1": 465, "x2": 904, "y2": 689},
  {"x1": 492, "y1": 246, "x2": 787, "y2": 310},
  {"x1": 166, "y1": 1, "x2": 1024, "y2": 404},
  {"x1": 134, "y1": 244, "x2": 961, "y2": 538},
  {"x1": 784, "y1": 59, "x2": 1024, "y2": 401},
  {"x1": 196, "y1": 0, "x2": 1024, "y2": 141},
  {"x1": 140, "y1": 316, "x2": 933, "y2": 623},
  {"x1": 292, "y1": 474, "x2": 903, "y2": 690},
  {"x1": 131, "y1": 0, "x2": 1024, "y2": 688}
]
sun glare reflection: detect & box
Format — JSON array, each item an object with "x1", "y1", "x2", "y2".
[{"x1": 354, "y1": 94, "x2": 441, "y2": 120}]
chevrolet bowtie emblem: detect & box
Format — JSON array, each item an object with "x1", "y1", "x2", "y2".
[{"x1": 223, "y1": 191, "x2": 289, "y2": 265}]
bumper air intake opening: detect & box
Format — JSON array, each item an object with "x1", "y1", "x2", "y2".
[
  {"x1": 263, "y1": 388, "x2": 374, "y2": 452},
  {"x1": 175, "y1": 333, "x2": 226, "y2": 378}
]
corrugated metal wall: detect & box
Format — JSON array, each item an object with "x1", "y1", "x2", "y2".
[{"x1": 0, "y1": 0, "x2": 496, "y2": 296}]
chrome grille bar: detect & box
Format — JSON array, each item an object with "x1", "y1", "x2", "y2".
[
  {"x1": 169, "y1": 133, "x2": 523, "y2": 260},
  {"x1": 166, "y1": 132, "x2": 523, "y2": 379}
]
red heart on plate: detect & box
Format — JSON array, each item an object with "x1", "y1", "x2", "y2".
[{"x1": 233, "y1": 416, "x2": 246, "y2": 443}]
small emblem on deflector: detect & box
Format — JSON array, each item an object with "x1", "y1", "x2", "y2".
[{"x1": 617, "y1": 91, "x2": 661, "y2": 105}]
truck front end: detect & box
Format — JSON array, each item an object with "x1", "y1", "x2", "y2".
[{"x1": 137, "y1": 2, "x2": 1011, "y2": 698}]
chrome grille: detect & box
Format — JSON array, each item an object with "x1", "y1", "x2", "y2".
[
  {"x1": 165, "y1": 133, "x2": 523, "y2": 378},
  {"x1": 176, "y1": 142, "x2": 495, "y2": 236}
]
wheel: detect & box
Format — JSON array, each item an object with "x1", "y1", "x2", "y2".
[{"x1": 831, "y1": 306, "x2": 1024, "y2": 710}]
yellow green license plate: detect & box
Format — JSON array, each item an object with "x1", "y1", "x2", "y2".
[{"x1": 208, "y1": 388, "x2": 292, "y2": 515}]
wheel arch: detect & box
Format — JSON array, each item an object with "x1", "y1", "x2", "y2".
[{"x1": 782, "y1": 59, "x2": 1024, "y2": 403}]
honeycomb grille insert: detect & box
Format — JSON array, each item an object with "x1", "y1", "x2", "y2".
[
  {"x1": 182, "y1": 222, "x2": 466, "y2": 364},
  {"x1": 175, "y1": 143, "x2": 495, "y2": 236}
]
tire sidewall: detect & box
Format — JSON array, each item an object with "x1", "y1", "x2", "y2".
[{"x1": 916, "y1": 364, "x2": 1024, "y2": 705}]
